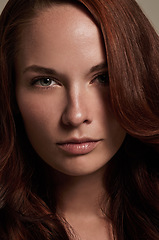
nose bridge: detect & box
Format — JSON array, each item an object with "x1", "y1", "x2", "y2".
[
  {"x1": 62, "y1": 83, "x2": 91, "y2": 126},
  {"x1": 70, "y1": 83, "x2": 83, "y2": 111}
]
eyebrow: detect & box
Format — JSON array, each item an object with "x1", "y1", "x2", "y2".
[
  {"x1": 23, "y1": 65, "x2": 57, "y2": 75},
  {"x1": 23, "y1": 62, "x2": 107, "y2": 75},
  {"x1": 88, "y1": 62, "x2": 108, "y2": 75}
]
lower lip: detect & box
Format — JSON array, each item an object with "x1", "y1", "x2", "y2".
[{"x1": 57, "y1": 141, "x2": 100, "y2": 155}]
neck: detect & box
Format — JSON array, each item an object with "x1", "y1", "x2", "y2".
[
  {"x1": 45, "y1": 165, "x2": 115, "y2": 240},
  {"x1": 47, "y1": 166, "x2": 107, "y2": 218}
]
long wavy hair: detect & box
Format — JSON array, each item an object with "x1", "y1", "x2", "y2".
[{"x1": 0, "y1": 0, "x2": 159, "y2": 239}]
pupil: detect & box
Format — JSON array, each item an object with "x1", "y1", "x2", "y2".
[
  {"x1": 99, "y1": 74, "x2": 109, "y2": 84},
  {"x1": 100, "y1": 75, "x2": 106, "y2": 82},
  {"x1": 42, "y1": 78, "x2": 51, "y2": 85}
]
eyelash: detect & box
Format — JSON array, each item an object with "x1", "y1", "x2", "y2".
[{"x1": 30, "y1": 72, "x2": 109, "y2": 88}]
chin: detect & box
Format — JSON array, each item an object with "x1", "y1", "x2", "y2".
[{"x1": 46, "y1": 155, "x2": 109, "y2": 177}]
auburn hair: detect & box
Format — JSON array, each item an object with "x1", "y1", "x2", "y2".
[{"x1": 0, "y1": 0, "x2": 159, "y2": 239}]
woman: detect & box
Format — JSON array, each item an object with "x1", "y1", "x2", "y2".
[{"x1": 0, "y1": 0, "x2": 159, "y2": 239}]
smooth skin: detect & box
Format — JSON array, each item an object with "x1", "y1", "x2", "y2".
[{"x1": 15, "y1": 4, "x2": 126, "y2": 240}]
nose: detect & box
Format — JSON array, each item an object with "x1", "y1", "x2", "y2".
[{"x1": 61, "y1": 87, "x2": 92, "y2": 127}]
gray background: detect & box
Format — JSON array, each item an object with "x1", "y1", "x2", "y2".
[{"x1": 0, "y1": 0, "x2": 159, "y2": 34}]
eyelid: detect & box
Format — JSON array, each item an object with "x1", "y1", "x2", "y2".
[
  {"x1": 92, "y1": 70, "x2": 108, "y2": 78},
  {"x1": 91, "y1": 66, "x2": 108, "y2": 76}
]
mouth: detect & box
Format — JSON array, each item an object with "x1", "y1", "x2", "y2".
[{"x1": 56, "y1": 138, "x2": 101, "y2": 155}]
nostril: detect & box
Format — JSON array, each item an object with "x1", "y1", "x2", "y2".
[{"x1": 83, "y1": 119, "x2": 89, "y2": 124}]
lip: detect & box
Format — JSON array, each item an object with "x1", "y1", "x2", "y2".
[{"x1": 56, "y1": 138, "x2": 101, "y2": 155}]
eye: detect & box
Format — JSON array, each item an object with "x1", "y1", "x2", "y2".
[
  {"x1": 31, "y1": 77, "x2": 58, "y2": 87},
  {"x1": 95, "y1": 72, "x2": 109, "y2": 85},
  {"x1": 90, "y1": 71, "x2": 109, "y2": 86}
]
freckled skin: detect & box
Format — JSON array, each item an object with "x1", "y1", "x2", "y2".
[{"x1": 15, "y1": 4, "x2": 126, "y2": 176}]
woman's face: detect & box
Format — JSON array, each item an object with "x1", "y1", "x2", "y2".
[{"x1": 15, "y1": 4, "x2": 126, "y2": 176}]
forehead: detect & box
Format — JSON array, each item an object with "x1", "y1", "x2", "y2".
[
  {"x1": 34, "y1": 3, "x2": 96, "y2": 30},
  {"x1": 16, "y1": 4, "x2": 106, "y2": 75},
  {"x1": 23, "y1": 4, "x2": 100, "y2": 45}
]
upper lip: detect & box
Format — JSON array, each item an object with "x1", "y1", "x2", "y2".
[{"x1": 57, "y1": 138, "x2": 101, "y2": 144}]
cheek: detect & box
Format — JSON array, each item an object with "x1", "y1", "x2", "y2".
[
  {"x1": 105, "y1": 112, "x2": 126, "y2": 153},
  {"x1": 16, "y1": 90, "x2": 63, "y2": 141},
  {"x1": 104, "y1": 109, "x2": 126, "y2": 146},
  {"x1": 94, "y1": 90, "x2": 117, "y2": 129},
  {"x1": 97, "y1": 92, "x2": 126, "y2": 145}
]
